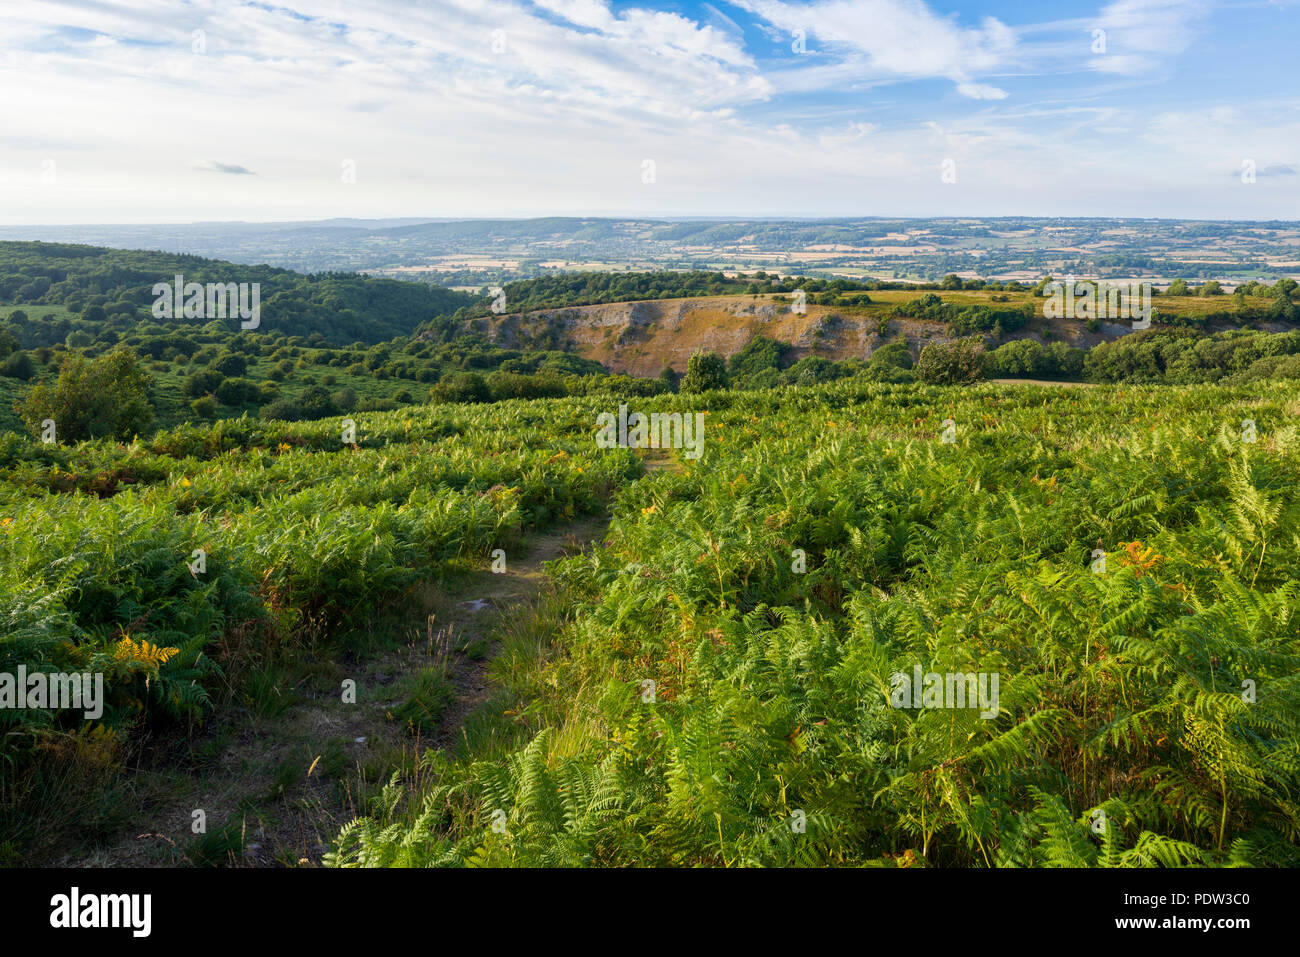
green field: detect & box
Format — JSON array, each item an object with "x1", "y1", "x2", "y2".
[{"x1": 4, "y1": 379, "x2": 1298, "y2": 866}]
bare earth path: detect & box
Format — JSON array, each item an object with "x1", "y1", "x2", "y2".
[{"x1": 73, "y1": 515, "x2": 610, "y2": 868}]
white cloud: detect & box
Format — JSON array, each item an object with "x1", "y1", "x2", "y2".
[
  {"x1": 956, "y1": 82, "x2": 1009, "y2": 100},
  {"x1": 734, "y1": 0, "x2": 1017, "y2": 93},
  {"x1": 0, "y1": 0, "x2": 1290, "y2": 222}
]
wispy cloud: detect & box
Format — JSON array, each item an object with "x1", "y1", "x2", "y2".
[
  {"x1": 0, "y1": 0, "x2": 1294, "y2": 222},
  {"x1": 734, "y1": 0, "x2": 1017, "y2": 98},
  {"x1": 195, "y1": 160, "x2": 256, "y2": 176}
]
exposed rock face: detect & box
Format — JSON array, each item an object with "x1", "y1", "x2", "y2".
[
  {"x1": 476, "y1": 295, "x2": 953, "y2": 376},
  {"x1": 467, "y1": 293, "x2": 1182, "y2": 376}
]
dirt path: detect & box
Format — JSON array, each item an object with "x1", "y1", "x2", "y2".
[
  {"x1": 425, "y1": 515, "x2": 610, "y2": 753},
  {"x1": 71, "y1": 515, "x2": 610, "y2": 868}
]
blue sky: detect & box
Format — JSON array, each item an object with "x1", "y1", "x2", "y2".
[{"x1": 0, "y1": 0, "x2": 1296, "y2": 223}]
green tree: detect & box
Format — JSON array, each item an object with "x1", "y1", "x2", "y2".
[
  {"x1": 211, "y1": 352, "x2": 248, "y2": 377},
  {"x1": 19, "y1": 347, "x2": 153, "y2": 441},
  {"x1": 430, "y1": 372, "x2": 490, "y2": 404},
  {"x1": 728, "y1": 336, "x2": 789, "y2": 380},
  {"x1": 0, "y1": 350, "x2": 35, "y2": 380},
  {"x1": 182, "y1": 369, "x2": 223, "y2": 397},
  {"x1": 915, "y1": 336, "x2": 985, "y2": 385},
  {"x1": 214, "y1": 377, "x2": 262, "y2": 406},
  {"x1": 298, "y1": 385, "x2": 340, "y2": 418},
  {"x1": 332, "y1": 386, "x2": 359, "y2": 411},
  {"x1": 680, "y1": 351, "x2": 729, "y2": 393},
  {"x1": 190, "y1": 396, "x2": 217, "y2": 419},
  {"x1": 868, "y1": 341, "x2": 913, "y2": 370}
]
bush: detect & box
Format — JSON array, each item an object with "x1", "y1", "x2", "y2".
[
  {"x1": 915, "y1": 336, "x2": 985, "y2": 385},
  {"x1": 728, "y1": 336, "x2": 789, "y2": 381},
  {"x1": 261, "y1": 397, "x2": 305, "y2": 421},
  {"x1": 0, "y1": 350, "x2": 36, "y2": 380},
  {"x1": 862, "y1": 363, "x2": 915, "y2": 384},
  {"x1": 868, "y1": 341, "x2": 913, "y2": 370},
  {"x1": 214, "y1": 378, "x2": 263, "y2": 407},
  {"x1": 332, "y1": 387, "x2": 359, "y2": 411},
  {"x1": 356, "y1": 397, "x2": 399, "y2": 413},
  {"x1": 741, "y1": 367, "x2": 781, "y2": 390},
  {"x1": 430, "y1": 372, "x2": 491, "y2": 404},
  {"x1": 182, "y1": 369, "x2": 224, "y2": 398},
  {"x1": 210, "y1": 353, "x2": 248, "y2": 378},
  {"x1": 298, "y1": 385, "x2": 340, "y2": 419},
  {"x1": 190, "y1": 396, "x2": 218, "y2": 419},
  {"x1": 781, "y1": 356, "x2": 845, "y2": 386},
  {"x1": 986, "y1": 339, "x2": 1047, "y2": 377},
  {"x1": 487, "y1": 371, "x2": 568, "y2": 401},
  {"x1": 680, "y1": 351, "x2": 729, "y2": 393},
  {"x1": 18, "y1": 348, "x2": 153, "y2": 441}
]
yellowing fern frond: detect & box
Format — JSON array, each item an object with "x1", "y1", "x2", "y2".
[{"x1": 114, "y1": 637, "x2": 180, "y2": 672}]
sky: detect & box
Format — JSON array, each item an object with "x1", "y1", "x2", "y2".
[{"x1": 0, "y1": 0, "x2": 1297, "y2": 224}]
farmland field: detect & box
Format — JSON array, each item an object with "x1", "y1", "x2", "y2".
[{"x1": 6, "y1": 378, "x2": 1297, "y2": 867}]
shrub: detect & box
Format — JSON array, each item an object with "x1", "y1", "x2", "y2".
[
  {"x1": 430, "y1": 372, "x2": 491, "y2": 404},
  {"x1": 261, "y1": 397, "x2": 305, "y2": 421},
  {"x1": 332, "y1": 387, "x2": 359, "y2": 411},
  {"x1": 182, "y1": 369, "x2": 224, "y2": 398},
  {"x1": 868, "y1": 341, "x2": 913, "y2": 370},
  {"x1": 190, "y1": 396, "x2": 218, "y2": 419},
  {"x1": 18, "y1": 348, "x2": 153, "y2": 441},
  {"x1": 915, "y1": 336, "x2": 985, "y2": 385},
  {"x1": 210, "y1": 353, "x2": 248, "y2": 378},
  {"x1": 680, "y1": 351, "x2": 729, "y2": 393},
  {"x1": 214, "y1": 378, "x2": 263, "y2": 407},
  {"x1": 0, "y1": 350, "x2": 36, "y2": 380}
]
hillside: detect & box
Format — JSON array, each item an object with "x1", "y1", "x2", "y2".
[
  {"x1": 468, "y1": 290, "x2": 1295, "y2": 377},
  {"x1": 0, "y1": 241, "x2": 474, "y2": 345},
  {"x1": 6, "y1": 380, "x2": 1300, "y2": 868}
]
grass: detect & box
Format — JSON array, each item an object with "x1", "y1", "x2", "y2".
[
  {"x1": 185, "y1": 818, "x2": 247, "y2": 867},
  {"x1": 388, "y1": 666, "x2": 456, "y2": 735}
]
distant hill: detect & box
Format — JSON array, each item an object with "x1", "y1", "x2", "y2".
[
  {"x1": 0, "y1": 241, "x2": 474, "y2": 345},
  {"x1": 2, "y1": 216, "x2": 1298, "y2": 280}
]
